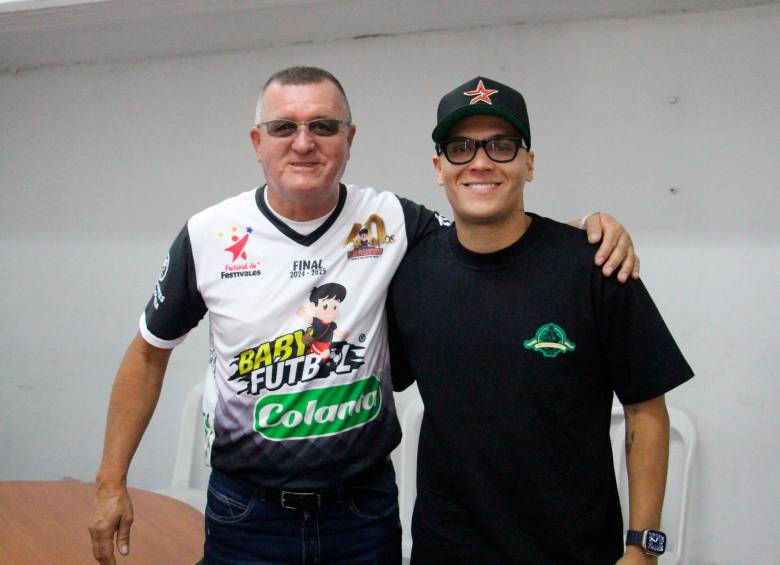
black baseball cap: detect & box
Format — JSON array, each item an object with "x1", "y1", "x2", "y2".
[{"x1": 432, "y1": 76, "x2": 531, "y2": 148}]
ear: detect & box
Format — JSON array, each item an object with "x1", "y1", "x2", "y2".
[
  {"x1": 525, "y1": 150, "x2": 535, "y2": 182},
  {"x1": 432, "y1": 154, "x2": 445, "y2": 186},
  {"x1": 250, "y1": 128, "x2": 263, "y2": 162},
  {"x1": 342, "y1": 124, "x2": 357, "y2": 161}
]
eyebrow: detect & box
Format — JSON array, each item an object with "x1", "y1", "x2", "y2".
[
  {"x1": 269, "y1": 113, "x2": 346, "y2": 121},
  {"x1": 447, "y1": 133, "x2": 520, "y2": 140}
]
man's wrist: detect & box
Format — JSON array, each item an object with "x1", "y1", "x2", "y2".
[
  {"x1": 625, "y1": 527, "x2": 665, "y2": 560},
  {"x1": 95, "y1": 469, "x2": 128, "y2": 489},
  {"x1": 624, "y1": 544, "x2": 657, "y2": 561}
]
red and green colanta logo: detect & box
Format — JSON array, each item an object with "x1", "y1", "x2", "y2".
[{"x1": 254, "y1": 376, "x2": 381, "y2": 440}]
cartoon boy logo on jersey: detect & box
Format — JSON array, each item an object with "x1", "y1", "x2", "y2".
[
  {"x1": 228, "y1": 284, "x2": 363, "y2": 395},
  {"x1": 297, "y1": 283, "x2": 350, "y2": 371}
]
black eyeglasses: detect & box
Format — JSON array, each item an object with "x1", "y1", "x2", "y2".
[
  {"x1": 258, "y1": 119, "x2": 351, "y2": 138},
  {"x1": 436, "y1": 136, "x2": 527, "y2": 164}
]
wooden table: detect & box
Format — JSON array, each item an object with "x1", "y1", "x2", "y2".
[{"x1": 0, "y1": 481, "x2": 204, "y2": 565}]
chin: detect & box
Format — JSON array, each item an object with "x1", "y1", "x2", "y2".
[
  {"x1": 456, "y1": 206, "x2": 501, "y2": 222},
  {"x1": 456, "y1": 207, "x2": 517, "y2": 226},
  {"x1": 284, "y1": 179, "x2": 329, "y2": 194}
]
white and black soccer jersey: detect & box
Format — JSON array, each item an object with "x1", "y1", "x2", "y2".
[{"x1": 141, "y1": 184, "x2": 444, "y2": 489}]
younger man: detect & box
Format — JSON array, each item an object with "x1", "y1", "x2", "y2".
[{"x1": 388, "y1": 77, "x2": 694, "y2": 564}]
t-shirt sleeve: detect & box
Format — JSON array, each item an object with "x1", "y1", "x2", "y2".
[
  {"x1": 594, "y1": 273, "x2": 694, "y2": 405},
  {"x1": 386, "y1": 284, "x2": 415, "y2": 392},
  {"x1": 396, "y1": 195, "x2": 451, "y2": 250},
  {"x1": 139, "y1": 223, "x2": 207, "y2": 349}
]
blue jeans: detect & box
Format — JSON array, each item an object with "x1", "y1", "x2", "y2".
[{"x1": 203, "y1": 461, "x2": 401, "y2": 565}]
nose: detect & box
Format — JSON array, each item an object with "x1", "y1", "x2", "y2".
[
  {"x1": 469, "y1": 146, "x2": 494, "y2": 170},
  {"x1": 291, "y1": 124, "x2": 315, "y2": 152}
]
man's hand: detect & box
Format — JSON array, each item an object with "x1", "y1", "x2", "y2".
[
  {"x1": 89, "y1": 482, "x2": 134, "y2": 564},
  {"x1": 88, "y1": 334, "x2": 171, "y2": 563},
  {"x1": 582, "y1": 212, "x2": 640, "y2": 283}
]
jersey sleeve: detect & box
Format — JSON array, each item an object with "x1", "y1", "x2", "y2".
[
  {"x1": 396, "y1": 195, "x2": 451, "y2": 250},
  {"x1": 593, "y1": 273, "x2": 694, "y2": 405},
  {"x1": 386, "y1": 284, "x2": 415, "y2": 392},
  {"x1": 139, "y1": 223, "x2": 207, "y2": 349}
]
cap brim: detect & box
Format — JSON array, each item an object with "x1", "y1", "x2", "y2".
[{"x1": 432, "y1": 105, "x2": 530, "y2": 146}]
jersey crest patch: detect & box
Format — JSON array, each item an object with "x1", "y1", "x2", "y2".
[
  {"x1": 523, "y1": 323, "x2": 576, "y2": 358},
  {"x1": 343, "y1": 213, "x2": 396, "y2": 260},
  {"x1": 217, "y1": 225, "x2": 262, "y2": 279}
]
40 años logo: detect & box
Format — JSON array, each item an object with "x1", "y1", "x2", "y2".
[{"x1": 343, "y1": 213, "x2": 396, "y2": 260}]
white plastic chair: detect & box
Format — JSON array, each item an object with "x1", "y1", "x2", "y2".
[
  {"x1": 155, "y1": 381, "x2": 209, "y2": 512},
  {"x1": 610, "y1": 404, "x2": 697, "y2": 565},
  {"x1": 390, "y1": 391, "x2": 425, "y2": 562}
]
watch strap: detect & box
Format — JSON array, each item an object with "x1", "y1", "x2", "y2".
[{"x1": 625, "y1": 530, "x2": 644, "y2": 547}]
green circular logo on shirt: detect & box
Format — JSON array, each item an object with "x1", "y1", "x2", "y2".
[{"x1": 523, "y1": 323, "x2": 576, "y2": 358}]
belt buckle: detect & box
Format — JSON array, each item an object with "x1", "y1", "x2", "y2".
[{"x1": 280, "y1": 490, "x2": 321, "y2": 511}]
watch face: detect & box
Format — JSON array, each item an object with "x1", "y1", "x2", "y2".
[{"x1": 645, "y1": 530, "x2": 666, "y2": 554}]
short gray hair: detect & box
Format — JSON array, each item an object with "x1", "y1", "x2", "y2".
[{"x1": 254, "y1": 66, "x2": 352, "y2": 125}]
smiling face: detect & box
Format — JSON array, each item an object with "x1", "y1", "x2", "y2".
[
  {"x1": 250, "y1": 80, "x2": 356, "y2": 220},
  {"x1": 433, "y1": 114, "x2": 534, "y2": 230}
]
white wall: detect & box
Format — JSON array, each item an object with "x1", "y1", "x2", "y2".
[{"x1": 1, "y1": 5, "x2": 778, "y2": 563}]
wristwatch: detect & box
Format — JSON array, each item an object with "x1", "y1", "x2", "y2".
[{"x1": 626, "y1": 529, "x2": 666, "y2": 556}]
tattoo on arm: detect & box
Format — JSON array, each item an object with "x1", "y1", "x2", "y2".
[{"x1": 624, "y1": 404, "x2": 638, "y2": 456}]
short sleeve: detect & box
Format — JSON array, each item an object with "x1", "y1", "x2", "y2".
[
  {"x1": 594, "y1": 274, "x2": 694, "y2": 405},
  {"x1": 396, "y1": 195, "x2": 450, "y2": 250},
  {"x1": 386, "y1": 285, "x2": 415, "y2": 392},
  {"x1": 140, "y1": 223, "x2": 207, "y2": 348}
]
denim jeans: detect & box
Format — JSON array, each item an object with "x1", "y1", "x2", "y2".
[{"x1": 203, "y1": 461, "x2": 401, "y2": 565}]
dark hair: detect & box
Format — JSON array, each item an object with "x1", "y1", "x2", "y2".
[
  {"x1": 358, "y1": 228, "x2": 369, "y2": 235},
  {"x1": 258, "y1": 66, "x2": 351, "y2": 122},
  {"x1": 309, "y1": 283, "x2": 347, "y2": 304}
]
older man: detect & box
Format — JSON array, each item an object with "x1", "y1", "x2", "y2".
[
  {"x1": 388, "y1": 76, "x2": 694, "y2": 564},
  {"x1": 89, "y1": 67, "x2": 637, "y2": 565}
]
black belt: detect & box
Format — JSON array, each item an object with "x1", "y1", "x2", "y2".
[
  {"x1": 243, "y1": 458, "x2": 390, "y2": 512},
  {"x1": 255, "y1": 485, "x2": 345, "y2": 511}
]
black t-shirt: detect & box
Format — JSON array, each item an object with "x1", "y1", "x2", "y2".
[{"x1": 387, "y1": 214, "x2": 694, "y2": 564}]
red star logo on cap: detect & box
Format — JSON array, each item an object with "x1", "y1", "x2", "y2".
[{"x1": 463, "y1": 80, "x2": 498, "y2": 105}]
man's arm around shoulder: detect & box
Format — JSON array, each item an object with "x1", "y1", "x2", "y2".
[
  {"x1": 89, "y1": 333, "x2": 172, "y2": 565},
  {"x1": 569, "y1": 212, "x2": 640, "y2": 283}
]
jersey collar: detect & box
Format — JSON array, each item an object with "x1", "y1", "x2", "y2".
[{"x1": 255, "y1": 184, "x2": 347, "y2": 246}]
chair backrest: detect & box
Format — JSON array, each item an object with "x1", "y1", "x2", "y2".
[
  {"x1": 390, "y1": 392, "x2": 425, "y2": 560},
  {"x1": 169, "y1": 381, "x2": 209, "y2": 490},
  {"x1": 610, "y1": 404, "x2": 697, "y2": 565}
]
